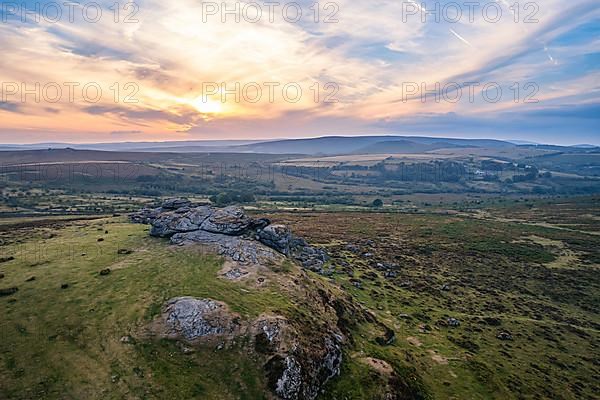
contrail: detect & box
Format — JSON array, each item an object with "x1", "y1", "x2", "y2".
[{"x1": 449, "y1": 28, "x2": 473, "y2": 47}]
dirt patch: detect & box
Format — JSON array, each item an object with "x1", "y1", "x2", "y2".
[
  {"x1": 407, "y1": 336, "x2": 423, "y2": 347},
  {"x1": 359, "y1": 357, "x2": 394, "y2": 375},
  {"x1": 520, "y1": 235, "x2": 582, "y2": 269},
  {"x1": 428, "y1": 350, "x2": 448, "y2": 365}
]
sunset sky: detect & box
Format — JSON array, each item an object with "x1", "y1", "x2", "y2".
[{"x1": 0, "y1": 0, "x2": 598, "y2": 144}]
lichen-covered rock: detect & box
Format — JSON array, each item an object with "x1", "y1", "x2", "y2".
[
  {"x1": 257, "y1": 224, "x2": 293, "y2": 255},
  {"x1": 200, "y1": 206, "x2": 252, "y2": 235},
  {"x1": 171, "y1": 230, "x2": 283, "y2": 265},
  {"x1": 129, "y1": 207, "x2": 162, "y2": 224},
  {"x1": 161, "y1": 197, "x2": 192, "y2": 210},
  {"x1": 160, "y1": 297, "x2": 240, "y2": 341},
  {"x1": 131, "y1": 202, "x2": 331, "y2": 275},
  {"x1": 150, "y1": 207, "x2": 213, "y2": 237}
]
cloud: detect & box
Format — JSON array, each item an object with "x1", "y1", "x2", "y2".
[{"x1": 0, "y1": 0, "x2": 598, "y2": 143}]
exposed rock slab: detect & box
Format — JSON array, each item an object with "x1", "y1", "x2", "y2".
[
  {"x1": 131, "y1": 199, "x2": 329, "y2": 274},
  {"x1": 157, "y1": 297, "x2": 240, "y2": 341},
  {"x1": 171, "y1": 230, "x2": 284, "y2": 265},
  {"x1": 200, "y1": 206, "x2": 253, "y2": 235}
]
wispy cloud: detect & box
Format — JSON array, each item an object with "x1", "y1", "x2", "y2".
[{"x1": 0, "y1": 0, "x2": 598, "y2": 143}]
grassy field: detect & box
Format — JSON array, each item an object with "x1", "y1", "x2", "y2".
[
  {"x1": 262, "y1": 200, "x2": 600, "y2": 400},
  {"x1": 0, "y1": 197, "x2": 598, "y2": 399},
  {"x1": 0, "y1": 218, "x2": 297, "y2": 399}
]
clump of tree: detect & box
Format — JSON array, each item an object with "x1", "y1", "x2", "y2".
[
  {"x1": 372, "y1": 198, "x2": 383, "y2": 208},
  {"x1": 209, "y1": 191, "x2": 256, "y2": 206}
]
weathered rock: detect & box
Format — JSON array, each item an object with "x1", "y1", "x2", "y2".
[
  {"x1": 159, "y1": 297, "x2": 240, "y2": 341},
  {"x1": 497, "y1": 331, "x2": 513, "y2": 341},
  {"x1": 161, "y1": 197, "x2": 192, "y2": 210},
  {"x1": 200, "y1": 206, "x2": 252, "y2": 235},
  {"x1": 129, "y1": 207, "x2": 162, "y2": 224},
  {"x1": 254, "y1": 315, "x2": 343, "y2": 400},
  {"x1": 267, "y1": 335, "x2": 343, "y2": 400},
  {"x1": 172, "y1": 230, "x2": 283, "y2": 265},
  {"x1": 150, "y1": 207, "x2": 213, "y2": 237},
  {"x1": 132, "y1": 203, "x2": 331, "y2": 275},
  {"x1": 99, "y1": 268, "x2": 111, "y2": 276},
  {"x1": 257, "y1": 224, "x2": 293, "y2": 255}
]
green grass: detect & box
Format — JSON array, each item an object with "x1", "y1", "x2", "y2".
[{"x1": 0, "y1": 217, "x2": 292, "y2": 399}]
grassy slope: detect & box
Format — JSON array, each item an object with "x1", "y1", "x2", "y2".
[
  {"x1": 1, "y1": 199, "x2": 598, "y2": 399},
  {"x1": 0, "y1": 218, "x2": 295, "y2": 400},
  {"x1": 264, "y1": 205, "x2": 600, "y2": 400}
]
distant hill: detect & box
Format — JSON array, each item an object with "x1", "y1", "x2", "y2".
[
  {"x1": 0, "y1": 135, "x2": 562, "y2": 156},
  {"x1": 351, "y1": 140, "x2": 469, "y2": 154}
]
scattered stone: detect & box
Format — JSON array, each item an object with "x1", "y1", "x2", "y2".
[
  {"x1": 345, "y1": 244, "x2": 360, "y2": 253},
  {"x1": 350, "y1": 279, "x2": 363, "y2": 289},
  {"x1": 25, "y1": 276, "x2": 36, "y2": 282},
  {"x1": 447, "y1": 318, "x2": 461, "y2": 327},
  {"x1": 99, "y1": 268, "x2": 111, "y2": 276},
  {"x1": 375, "y1": 325, "x2": 396, "y2": 346},
  {"x1": 0, "y1": 287, "x2": 18, "y2": 297},
  {"x1": 104, "y1": 230, "x2": 109, "y2": 234},
  {"x1": 111, "y1": 375, "x2": 120, "y2": 383},
  {"x1": 120, "y1": 335, "x2": 134, "y2": 344},
  {"x1": 440, "y1": 283, "x2": 451, "y2": 291},
  {"x1": 0, "y1": 256, "x2": 14, "y2": 264},
  {"x1": 97, "y1": 238, "x2": 104, "y2": 242},
  {"x1": 497, "y1": 332, "x2": 513, "y2": 341},
  {"x1": 223, "y1": 268, "x2": 248, "y2": 280},
  {"x1": 60, "y1": 283, "x2": 69, "y2": 289},
  {"x1": 117, "y1": 248, "x2": 133, "y2": 255}
]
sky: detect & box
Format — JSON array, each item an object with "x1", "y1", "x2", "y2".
[{"x1": 0, "y1": 0, "x2": 598, "y2": 145}]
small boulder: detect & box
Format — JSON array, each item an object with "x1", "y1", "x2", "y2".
[
  {"x1": 257, "y1": 224, "x2": 292, "y2": 255},
  {"x1": 25, "y1": 276, "x2": 36, "y2": 282},
  {"x1": 0, "y1": 287, "x2": 18, "y2": 297},
  {"x1": 99, "y1": 268, "x2": 111, "y2": 276},
  {"x1": 61, "y1": 283, "x2": 69, "y2": 289},
  {"x1": 0, "y1": 256, "x2": 15, "y2": 263},
  {"x1": 497, "y1": 332, "x2": 513, "y2": 341}
]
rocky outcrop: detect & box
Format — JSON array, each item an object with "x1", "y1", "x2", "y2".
[
  {"x1": 130, "y1": 199, "x2": 328, "y2": 273},
  {"x1": 172, "y1": 230, "x2": 284, "y2": 265},
  {"x1": 148, "y1": 297, "x2": 342, "y2": 400}
]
